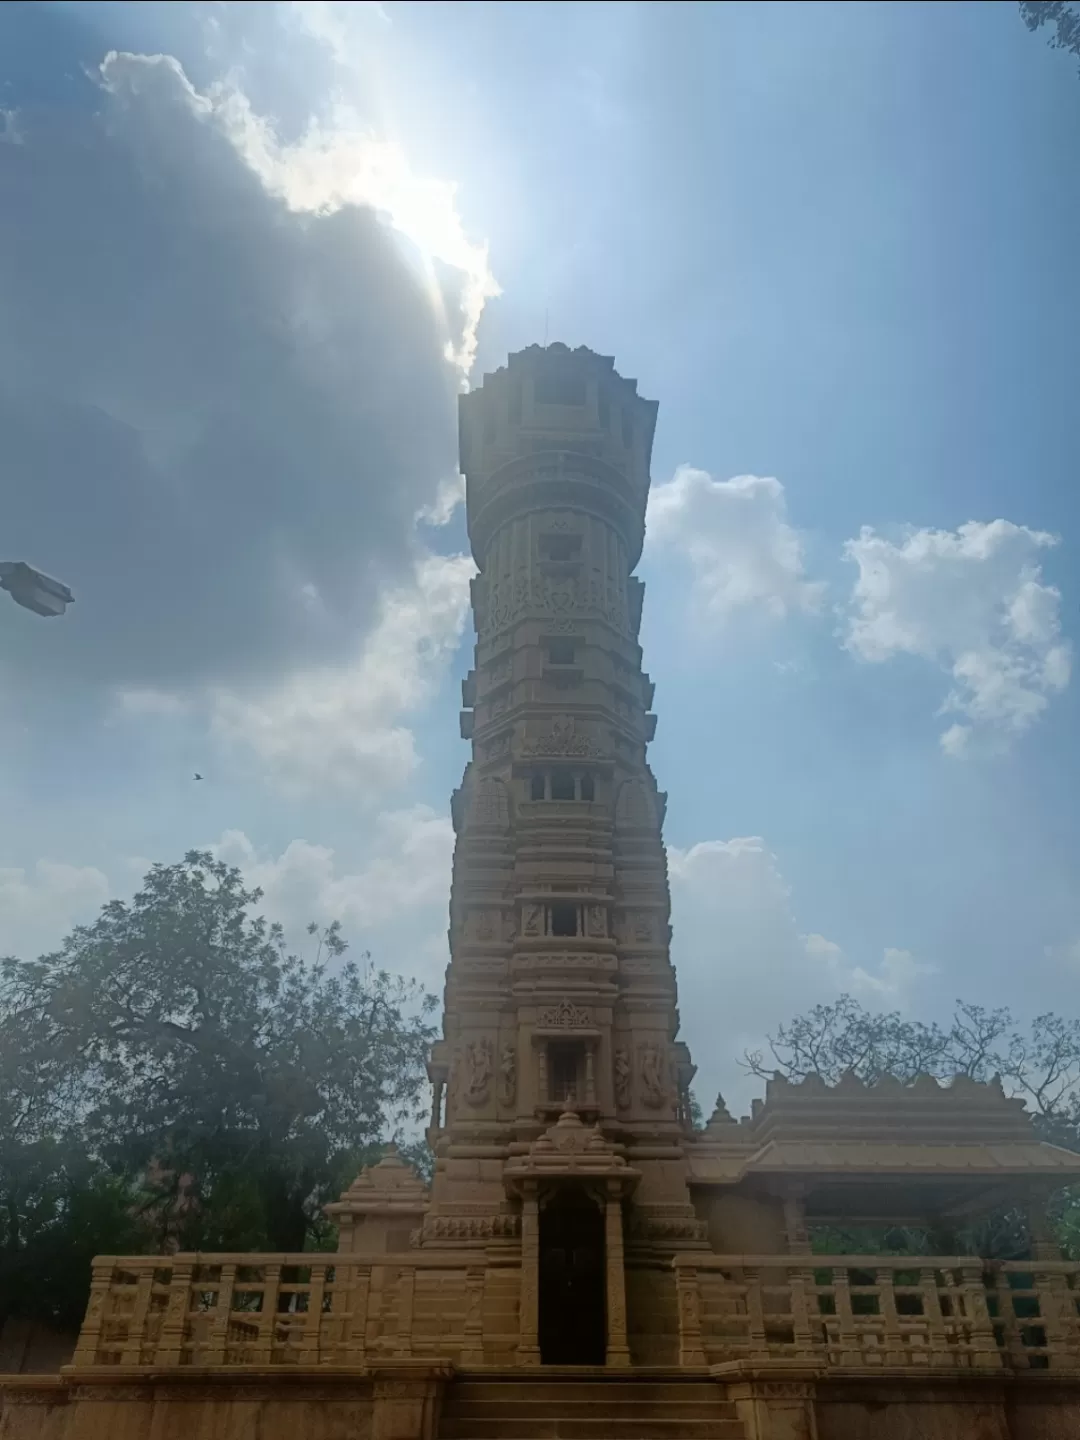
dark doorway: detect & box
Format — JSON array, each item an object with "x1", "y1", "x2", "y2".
[{"x1": 538, "y1": 1187, "x2": 606, "y2": 1365}]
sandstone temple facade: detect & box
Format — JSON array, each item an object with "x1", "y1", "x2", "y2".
[{"x1": 5, "y1": 344, "x2": 1080, "y2": 1440}]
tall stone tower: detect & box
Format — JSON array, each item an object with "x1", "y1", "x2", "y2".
[{"x1": 423, "y1": 343, "x2": 702, "y2": 1361}]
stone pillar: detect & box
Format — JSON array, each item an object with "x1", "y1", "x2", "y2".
[
  {"x1": 604, "y1": 1189, "x2": 631, "y2": 1367},
  {"x1": 429, "y1": 1080, "x2": 444, "y2": 1132},
  {"x1": 585, "y1": 1044, "x2": 597, "y2": 1107},
  {"x1": 782, "y1": 1188, "x2": 811, "y2": 1256},
  {"x1": 519, "y1": 1184, "x2": 541, "y2": 1365},
  {"x1": 1028, "y1": 1191, "x2": 1061, "y2": 1262}
]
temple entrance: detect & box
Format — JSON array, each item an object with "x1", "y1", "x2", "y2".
[{"x1": 538, "y1": 1186, "x2": 606, "y2": 1365}]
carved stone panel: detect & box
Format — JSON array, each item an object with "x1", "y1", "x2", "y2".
[
  {"x1": 520, "y1": 713, "x2": 604, "y2": 759},
  {"x1": 639, "y1": 1042, "x2": 666, "y2": 1109},
  {"x1": 538, "y1": 999, "x2": 591, "y2": 1029},
  {"x1": 521, "y1": 903, "x2": 544, "y2": 938},
  {"x1": 614, "y1": 1048, "x2": 632, "y2": 1111},
  {"x1": 499, "y1": 1044, "x2": 517, "y2": 1108},
  {"x1": 464, "y1": 1037, "x2": 494, "y2": 1106}
]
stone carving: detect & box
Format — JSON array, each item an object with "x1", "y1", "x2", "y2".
[
  {"x1": 475, "y1": 910, "x2": 495, "y2": 941},
  {"x1": 521, "y1": 713, "x2": 604, "y2": 759},
  {"x1": 539, "y1": 999, "x2": 591, "y2": 1029},
  {"x1": 627, "y1": 1214, "x2": 709, "y2": 1242},
  {"x1": 481, "y1": 732, "x2": 512, "y2": 762},
  {"x1": 633, "y1": 911, "x2": 653, "y2": 942},
  {"x1": 586, "y1": 904, "x2": 606, "y2": 937},
  {"x1": 614, "y1": 1048, "x2": 632, "y2": 1111},
  {"x1": 521, "y1": 903, "x2": 544, "y2": 937},
  {"x1": 424, "y1": 1214, "x2": 519, "y2": 1241},
  {"x1": 640, "y1": 1043, "x2": 666, "y2": 1109},
  {"x1": 499, "y1": 1044, "x2": 517, "y2": 1108},
  {"x1": 615, "y1": 778, "x2": 659, "y2": 830},
  {"x1": 464, "y1": 1038, "x2": 494, "y2": 1105}
]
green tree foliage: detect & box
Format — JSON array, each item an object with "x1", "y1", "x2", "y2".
[
  {"x1": 742, "y1": 995, "x2": 1080, "y2": 1258},
  {"x1": 1020, "y1": 2, "x2": 1080, "y2": 69},
  {"x1": 0, "y1": 851, "x2": 436, "y2": 1329}
]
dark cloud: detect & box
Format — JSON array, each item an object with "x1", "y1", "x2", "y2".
[{"x1": 0, "y1": 51, "x2": 463, "y2": 693}]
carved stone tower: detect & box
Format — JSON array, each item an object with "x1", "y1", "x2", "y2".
[{"x1": 424, "y1": 343, "x2": 702, "y2": 1363}]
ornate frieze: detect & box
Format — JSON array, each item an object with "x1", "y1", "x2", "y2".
[
  {"x1": 538, "y1": 999, "x2": 592, "y2": 1029},
  {"x1": 520, "y1": 713, "x2": 605, "y2": 759}
]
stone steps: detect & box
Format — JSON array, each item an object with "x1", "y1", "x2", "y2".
[
  {"x1": 447, "y1": 1402, "x2": 731, "y2": 1421},
  {"x1": 439, "y1": 1379, "x2": 745, "y2": 1440}
]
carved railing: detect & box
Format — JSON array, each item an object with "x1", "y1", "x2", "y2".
[
  {"x1": 674, "y1": 1255, "x2": 1080, "y2": 1372},
  {"x1": 70, "y1": 1253, "x2": 487, "y2": 1370},
  {"x1": 70, "y1": 1250, "x2": 1080, "y2": 1374}
]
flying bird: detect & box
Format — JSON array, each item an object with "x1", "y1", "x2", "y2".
[{"x1": 193, "y1": 772, "x2": 203, "y2": 781}]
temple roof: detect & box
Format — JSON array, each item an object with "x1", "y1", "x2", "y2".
[
  {"x1": 324, "y1": 1143, "x2": 429, "y2": 1219},
  {"x1": 503, "y1": 1111, "x2": 641, "y2": 1196},
  {"x1": 687, "y1": 1072, "x2": 1080, "y2": 1188}
]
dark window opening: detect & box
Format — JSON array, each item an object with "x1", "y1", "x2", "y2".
[
  {"x1": 580, "y1": 774, "x2": 595, "y2": 802},
  {"x1": 540, "y1": 533, "x2": 582, "y2": 562},
  {"x1": 598, "y1": 388, "x2": 610, "y2": 430},
  {"x1": 548, "y1": 638, "x2": 576, "y2": 665},
  {"x1": 535, "y1": 374, "x2": 586, "y2": 407},
  {"x1": 551, "y1": 769, "x2": 575, "y2": 801},
  {"x1": 530, "y1": 773, "x2": 546, "y2": 802},
  {"x1": 550, "y1": 902, "x2": 578, "y2": 937},
  {"x1": 548, "y1": 1041, "x2": 582, "y2": 1104}
]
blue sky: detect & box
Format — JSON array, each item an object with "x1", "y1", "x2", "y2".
[{"x1": 1, "y1": 0, "x2": 1078, "y2": 1109}]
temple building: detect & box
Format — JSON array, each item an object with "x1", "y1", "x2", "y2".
[{"x1": 7, "y1": 345, "x2": 1080, "y2": 1440}]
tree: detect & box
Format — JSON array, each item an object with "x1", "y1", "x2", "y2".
[
  {"x1": 742, "y1": 995, "x2": 1080, "y2": 1141},
  {"x1": 742, "y1": 995, "x2": 1080, "y2": 1258},
  {"x1": 0, "y1": 851, "x2": 437, "y2": 1282},
  {"x1": 1020, "y1": 2, "x2": 1080, "y2": 69}
]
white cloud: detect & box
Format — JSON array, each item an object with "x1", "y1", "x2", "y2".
[
  {"x1": 843, "y1": 520, "x2": 1071, "y2": 754},
  {"x1": 209, "y1": 550, "x2": 474, "y2": 796},
  {"x1": 212, "y1": 807, "x2": 453, "y2": 987},
  {"x1": 142, "y1": 47, "x2": 500, "y2": 378},
  {"x1": 669, "y1": 836, "x2": 928, "y2": 1110},
  {"x1": 0, "y1": 860, "x2": 110, "y2": 961},
  {"x1": 647, "y1": 468, "x2": 824, "y2": 622},
  {"x1": 0, "y1": 109, "x2": 23, "y2": 146},
  {"x1": 109, "y1": 548, "x2": 474, "y2": 798}
]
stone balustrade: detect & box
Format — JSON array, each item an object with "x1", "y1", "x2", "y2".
[
  {"x1": 70, "y1": 1252, "x2": 488, "y2": 1371},
  {"x1": 674, "y1": 1254, "x2": 1080, "y2": 1373},
  {"x1": 68, "y1": 1251, "x2": 1080, "y2": 1375}
]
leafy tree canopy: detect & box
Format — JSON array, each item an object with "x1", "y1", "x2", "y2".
[
  {"x1": 1020, "y1": 2, "x2": 1080, "y2": 68},
  {"x1": 0, "y1": 850, "x2": 436, "y2": 1329},
  {"x1": 741, "y1": 995, "x2": 1080, "y2": 1259}
]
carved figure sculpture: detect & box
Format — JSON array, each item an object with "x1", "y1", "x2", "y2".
[
  {"x1": 640, "y1": 1043, "x2": 666, "y2": 1109},
  {"x1": 499, "y1": 1044, "x2": 517, "y2": 1108},
  {"x1": 614, "y1": 1048, "x2": 632, "y2": 1111},
  {"x1": 465, "y1": 1037, "x2": 493, "y2": 1105},
  {"x1": 522, "y1": 903, "x2": 543, "y2": 937}
]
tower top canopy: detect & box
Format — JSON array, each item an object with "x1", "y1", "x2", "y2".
[{"x1": 460, "y1": 342, "x2": 659, "y2": 567}]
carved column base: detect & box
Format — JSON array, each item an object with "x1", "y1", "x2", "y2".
[
  {"x1": 711, "y1": 1363, "x2": 819, "y2": 1440},
  {"x1": 371, "y1": 1365, "x2": 451, "y2": 1440}
]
